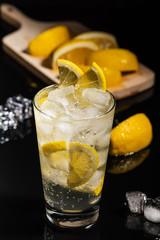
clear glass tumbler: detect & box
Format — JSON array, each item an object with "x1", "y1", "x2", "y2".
[{"x1": 33, "y1": 84, "x2": 115, "y2": 229}]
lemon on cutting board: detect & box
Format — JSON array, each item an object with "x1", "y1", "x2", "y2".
[
  {"x1": 86, "y1": 48, "x2": 139, "y2": 72},
  {"x1": 28, "y1": 25, "x2": 70, "y2": 57}
]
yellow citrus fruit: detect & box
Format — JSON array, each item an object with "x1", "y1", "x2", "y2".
[
  {"x1": 74, "y1": 31, "x2": 118, "y2": 49},
  {"x1": 86, "y1": 48, "x2": 139, "y2": 72},
  {"x1": 28, "y1": 25, "x2": 70, "y2": 57},
  {"x1": 79, "y1": 65, "x2": 122, "y2": 88},
  {"x1": 93, "y1": 175, "x2": 105, "y2": 196},
  {"x1": 102, "y1": 68, "x2": 122, "y2": 88},
  {"x1": 42, "y1": 141, "x2": 69, "y2": 172},
  {"x1": 41, "y1": 141, "x2": 99, "y2": 188},
  {"x1": 57, "y1": 59, "x2": 84, "y2": 87},
  {"x1": 38, "y1": 97, "x2": 47, "y2": 103},
  {"x1": 75, "y1": 62, "x2": 107, "y2": 91},
  {"x1": 51, "y1": 39, "x2": 100, "y2": 69},
  {"x1": 109, "y1": 113, "x2": 153, "y2": 156},
  {"x1": 68, "y1": 142, "x2": 99, "y2": 188}
]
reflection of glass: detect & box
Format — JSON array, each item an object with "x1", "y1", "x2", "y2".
[
  {"x1": 44, "y1": 221, "x2": 101, "y2": 240},
  {"x1": 107, "y1": 148, "x2": 150, "y2": 174},
  {"x1": 33, "y1": 85, "x2": 115, "y2": 229}
]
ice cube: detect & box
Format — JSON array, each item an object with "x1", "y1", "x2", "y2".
[
  {"x1": 53, "y1": 115, "x2": 73, "y2": 142},
  {"x1": 48, "y1": 85, "x2": 78, "y2": 109},
  {"x1": 40, "y1": 99, "x2": 65, "y2": 118},
  {"x1": 5, "y1": 94, "x2": 32, "y2": 122},
  {"x1": 144, "y1": 198, "x2": 160, "y2": 223},
  {"x1": 68, "y1": 102, "x2": 104, "y2": 120},
  {"x1": 126, "y1": 191, "x2": 147, "y2": 214},
  {"x1": 0, "y1": 106, "x2": 18, "y2": 131},
  {"x1": 82, "y1": 88, "x2": 112, "y2": 112}
]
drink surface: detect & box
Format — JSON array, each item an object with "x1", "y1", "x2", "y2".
[{"x1": 34, "y1": 84, "x2": 115, "y2": 213}]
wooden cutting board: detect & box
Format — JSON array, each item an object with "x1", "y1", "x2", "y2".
[{"x1": 1, "y1": 3, "x2": 155, "y2": 100}]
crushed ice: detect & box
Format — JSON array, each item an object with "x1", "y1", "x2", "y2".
[{"x1": 0, "y1": 94, "x2": 33, "y2": 143}]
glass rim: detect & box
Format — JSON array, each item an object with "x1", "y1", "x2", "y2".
[{"x1": 33, "y1": 84, "x2": 116, "y2": 121}]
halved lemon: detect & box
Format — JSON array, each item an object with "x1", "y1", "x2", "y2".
[
  {"x1": 57, "y1": 59, "x2": 84, "y2": 87},
  {"x1": 68, "y1": 142, "x2": 99, "y2": 188},
  {"x1": 28, "y1": 25, "x2": 70, "y2": 57},
  {"x1": 75, "y1": 62, "x2": 107, "y2": 91},
  {"x1": 109, "y1": 113, "x2": 153, "y2": 156},
  {"x1": 52, "y1": 39, "x2": 100, "y2": 69},
  {"x1": 86, "y1": 48, "x2": 139, "y2": 72},
  {"x1": 74, "y1": 31, "x2": 118, "y2": 49}
]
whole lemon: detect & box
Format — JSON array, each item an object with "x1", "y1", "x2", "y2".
[{"x1": 109, "y1": 113, "x2": 153, "y2": 156}]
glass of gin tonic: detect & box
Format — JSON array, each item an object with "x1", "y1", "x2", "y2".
[{"x1": 33, "y1": 61, "x2": 115, "y2": 229}]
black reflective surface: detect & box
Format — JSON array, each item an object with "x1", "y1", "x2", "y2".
[{"x1": 0, "y1": 1, "x2": 160, "y2": 239}]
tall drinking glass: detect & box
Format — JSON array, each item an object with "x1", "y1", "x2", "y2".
[{"x1": 33, "y1": 84, "x2": 115, "y2": 229}]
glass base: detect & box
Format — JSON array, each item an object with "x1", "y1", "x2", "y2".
[{"x1": 45, "y1": 204, "x2": 99, "y2": 229}]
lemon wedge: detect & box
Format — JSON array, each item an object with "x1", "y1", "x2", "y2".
[
  {"x1": 52, "y1": 39, "x2": 100, "y2": 69},
  {"x1": 75, "y1": 62, "x2": 107, "y2": 91},
  {"x1": 109, "y1": 113, "x2": 153, "y2": 156},
  {"x1": 74, "y1": 31, "x2": 118, "y2": 49},
  {"x1": 68, "y1": 142, "x2": 99, "y2": 188},
  {"x1": 28, "y1": 25, "x2": 70, "y2": 57},
  {"x1": 86, "y1": 48, "x2": 139, "y2": 72},
  {"x1": 57, "y1": 59, "x2": 84, "y2": 87}
]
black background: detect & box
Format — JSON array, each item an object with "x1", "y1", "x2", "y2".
[{"x1": 0, "y1": 0, "x2": 160, "y2": 239}]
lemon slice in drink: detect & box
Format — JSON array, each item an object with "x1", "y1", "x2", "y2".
[
  {"x1": 52, "y1": 39, "x2": 100, "y2": 69},
  {"x1": 42, "y1": 141, "x2": 69, "y2": 172},
  {"x1": 28, "y1": 25, "x2": 70, "y2": 57},
  {"x1": 75, "y1": 62, "x2": 107, "y2": 91},
  {"x1": 68, "y1": 143, "x2": 99, "y2": 188},
  {"x1": 57, "y1": 59, "x2": 84, "y2": 87},
  {"x1": 74, "y1": 31, "x2": 118, "y2": 49}
]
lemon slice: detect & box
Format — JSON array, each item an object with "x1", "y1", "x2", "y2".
[
  {"x1": 28, "y1": 25, "x2": 70, "y2": 57},
  {"x1": 52, "y1": 39, "x2": 100, "y2": 69},
  {"x1": 75, "y1": 62, "x2": 107, "y2": 91},
  {"x1": 74, "y1": 31, "x2": 118, "y2": 49},
  {"x1": 86, "y1": 48, "x2": 139, "y2": 72},
  {"x1": 78, "y1": 65, "x2": 122, "y2": 88},
  {"x1": 68, "y1": 143, "x2": 99, "y2": 188},
  {"x1": 57, "y1": 59, "x2": 84, "y2": 87},
  {"x1": 42, "y1": 141, "x2": 69, "y2": 172},
  {"x1": 109, "y1": 113, "x2": 153, "y2": 156}
]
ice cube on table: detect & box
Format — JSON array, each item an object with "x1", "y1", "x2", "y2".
[
  {"x1": 126, "y1": 191, "x2": 147, "y2": 214},
  {"x1": 144, "y1": 198, "x2": 160, "y2": 223},
  {"x1": 0, "y1": 105, "x2": 18, "y2": 131},
  {"x1": 5, "y1": 94, "x2": 32, "y2": 122}
]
